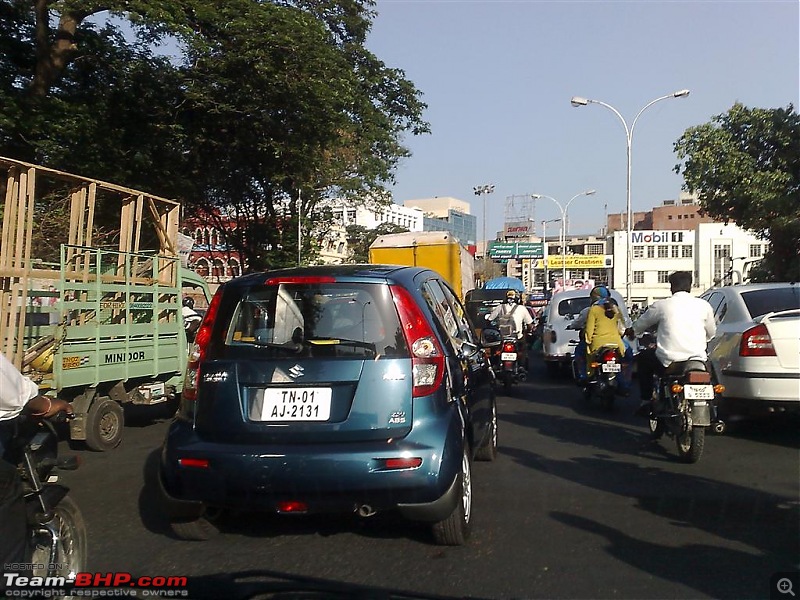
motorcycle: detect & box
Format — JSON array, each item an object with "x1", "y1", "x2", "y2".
[
  {"x1": 481, "y1": 325, "x2": 527, "y2": 393},
  {"x1": 648, "y1": 359, "x2": 725, "y2": 463},
  {"x1": 581, "y1": 344, "x2": 623, "y2": 411},
  {"x1": 9, "y1": 412, "x2": 87, "y2": 578}
]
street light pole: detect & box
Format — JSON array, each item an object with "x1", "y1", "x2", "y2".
[
  {"x1": 473, "y1": 184, "x2": 495, "y2": 259},
  {"x1": 541, "y1": 218, "x2": 560, "y2": 295},
  {"x1": 570, "y1": 90, "x2": 690, "y2": 305},
  {"x1": 531, "y1": 190, "x2": 596, "y2": 291},
  {"x1": 297, "y1": 188, "x2": 302, "y2": 267}
]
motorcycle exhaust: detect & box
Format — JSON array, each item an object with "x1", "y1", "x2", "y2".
[
  {"x1": 357, "y1": 504, "x2": 376, "y2": 517},
  {"x1": 517, "y1": 370, "x2": 527, "y2": 382},
  {"x1": 713, "y1": 421, "x2": 726, "y2": 434}
]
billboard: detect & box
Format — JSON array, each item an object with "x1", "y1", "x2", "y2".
[{"x1": 503, "y1": 221, "x2": 533, "y2": 238}]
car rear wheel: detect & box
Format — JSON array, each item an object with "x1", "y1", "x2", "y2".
[{"x1": 432, "y1": 446, "x2": 472, "y2": 546}]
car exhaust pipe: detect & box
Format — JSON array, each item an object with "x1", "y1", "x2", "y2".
[{"x1": 357, "y1": 504, "x2": 376, "y2": 517}]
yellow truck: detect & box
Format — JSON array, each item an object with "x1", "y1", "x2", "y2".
[{"x1": 368, "y1": 231, "x2": 475, "y2": 299}]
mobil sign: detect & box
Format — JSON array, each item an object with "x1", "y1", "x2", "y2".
[{"x1": 630, "y1": 230, "x2": 695, "y2": 243}]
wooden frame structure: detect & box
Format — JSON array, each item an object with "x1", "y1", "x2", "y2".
[{"x1": 0, "y1": 156, "x2": 181, "y2": 369}]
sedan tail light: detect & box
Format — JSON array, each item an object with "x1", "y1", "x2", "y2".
[
  {"x1": 739, "y1": 323, "x2": 776, "y2": 357},
  {"x1": 183, "y1": 287, "x2": 223, "y2": 401},
  {"x1": 390, "y1": 285, "x2": 445, "y2": 397}
]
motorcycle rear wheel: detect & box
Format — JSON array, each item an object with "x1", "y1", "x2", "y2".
[
  {"x1": 676, "y1": 424, "x2": 705, "y2": 463},
  {"x1": 30, "y1": 496, "x2": 88, "y2": 580}
]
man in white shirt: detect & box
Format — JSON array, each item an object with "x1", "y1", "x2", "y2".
[
  {"x1": 1, "y1": 351, "x2": 72, "y2": 567},
  {"x1": 486, "y1": 289, "x2": 534, "y2": 370},
  {"x1": 630, "y1": 271, "x2": 716, "y2": 415}
]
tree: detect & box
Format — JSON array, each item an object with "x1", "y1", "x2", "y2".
[
  {"x1": 674, "y1": 103, "x2": 800, "y2": 282},
  {"x1": 474, "y1": 257, "x2": 503, "y2": 286},
  {"x1": 345, "y1": 222, "x2": 408, "y2": 263},
  {"x1": 0, "y1": 1, "x2": 429, "y2": 272}
]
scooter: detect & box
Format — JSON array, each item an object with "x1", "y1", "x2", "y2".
[
  {"x1": 10, "y1": 412, "x2": 87, "y2": 579},
  {"x1": 648, "y1": 359, "x2": 725, "y2": 463}
]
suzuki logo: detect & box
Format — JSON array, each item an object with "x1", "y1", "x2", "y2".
[{"x1": 288, "y1": 364, "x2": 305, "y2": 379}]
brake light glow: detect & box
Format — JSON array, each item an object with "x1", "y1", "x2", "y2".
[
  {"x1": 602, "y1": 350, "x2": 617, "y2": 362},
  {"x1": 183, "y1": 287, "x2": 223, "y2": 401},
  {"x1": 265, "y1": 276, "x2": 336, "y2": 285},
  {"x1": 390, "y1": 285, "x2": 445, "y2": 397},
  {"x1": 383, "y1": 457, "x2": 423, "y2": 470},
  {"x1": 503, "y1": 342, "x2": 516, "y2": 353},
  {"x1": 739, "y1": 324, "x2": 776, "y2": 357},
  {"x1": 276, "y1": 501, "x2": 308, "y2": 513},
  {"x1": 178, "y1": 457, "x2": 209, "y2": 468}
]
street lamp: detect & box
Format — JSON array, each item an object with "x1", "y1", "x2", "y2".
[
  {"x1": 473, "y1": 184, "x2": 495, "y2": 258},
  {"x1": 570, "y1": 89, "x2": 690, "y2": 305},
  {"x1": 541, "y1": 218, "x2": 561, "y2": 295},
  {"x1": 531, "y1": 190, "x2": 596, "y2": 290}
]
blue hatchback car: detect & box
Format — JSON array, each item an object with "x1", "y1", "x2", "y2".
[{"x1": 159, "y1": 265, "x2": 497, "y2": 545}]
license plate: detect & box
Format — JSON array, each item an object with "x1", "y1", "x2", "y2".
[
  {"x1": 501, "y1": 352, "x2": 517, "y2": 361},
  {"x1": 684, "y1": 384, "x2": 714, "y2": 400},
  {"x1": 258, "y1": 387, "x2": 332, "y2": 421},
  {"x1": 601, "y1": 362, "x2": 621, "y2": 373}
]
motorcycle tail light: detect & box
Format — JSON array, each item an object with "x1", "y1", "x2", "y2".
[
  {"x1": 503, "y1": 342, "x2": 516, "y2": 353},
  {"x1": 714, "y1": 384, "x2": 725, "y2": 394},
  {"x1": 671, "y1": 384, "x2": 684, "y2": 394}
]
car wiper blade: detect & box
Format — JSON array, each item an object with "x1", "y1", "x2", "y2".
[
  {"x1": 306, "y1": 337, "x2": 375, "y2": 351},
  {"x1": 251, "y1": 340, "x2": 303, "y2": 353}
]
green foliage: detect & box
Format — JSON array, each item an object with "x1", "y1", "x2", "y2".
[
  {"x1": 674, "y1": 103, "x2": 800, "y2": 282},
  {"x1": 345, "y1": 221, "x2": 408, "y2": 263},
  {"x1": 0, "y1": 0, "x2": 428, "y2": 272}
]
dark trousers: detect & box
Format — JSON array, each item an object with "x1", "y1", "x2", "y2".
[
  {"x1": 636, "y1": 346, "x2": 665, "y2": 402},
  {"x1": 0, "y1": 419, "x2": 27, "y2": 571}
]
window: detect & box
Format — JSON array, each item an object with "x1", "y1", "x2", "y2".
[
  {"x1": 658, "y1": 271, "x2": 669, "y2": 283},
  {"x1": 668, "y1": 215, "x2": 673, "y2": 220},
  {"x1": 647, "y1": 246, "x2": 655, "y2": 258},
  {"x1": 682, "y1": 245, "x2": 693, "y2": 258},
  {"x1": 671, "y1": 245, "x2": 680, "y2": 258},
  {"x1": 633, "y1": 246, "x2": 644, "y2": 259},
  {"x1": 633, "y1": 271, "x2": 644, "y2": 284},
  {"x1": 749, "y1": 244, "x2": 763, "y2": 258},
  {"x1": 658, "y1": 245, "x2": 669, "y2": 258},
  {"x1": 713, "y1": 243, "x2": 732, "y2": 283},
  {"x1": 586, "y1": 243, "x2": 604, "y2": 255}
]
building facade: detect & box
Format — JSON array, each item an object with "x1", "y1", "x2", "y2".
[{"x1": 403, "y1": 197, "x2": 477, "y2": 250}]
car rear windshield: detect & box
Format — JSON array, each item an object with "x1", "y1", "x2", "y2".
[
  {"x1": 741, "y1": 287, "x2": 800, "y2": 318},
  {"x1": 224, "y1": 282, "x2": 409, "y2": 359},
  {"x1": 557, "y1": 297, "x2": 592, "y2": 317}
]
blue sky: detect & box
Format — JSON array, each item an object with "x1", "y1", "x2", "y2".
[{"x1": 365, "y1": 0, "x2": 799, "y2": 240}]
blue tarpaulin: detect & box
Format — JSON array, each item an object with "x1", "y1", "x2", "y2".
[{"x1": 483, "y1": 277, "x2": 525, "y2": 291}]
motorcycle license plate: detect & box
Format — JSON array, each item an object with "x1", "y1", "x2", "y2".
[
  {"x1": 684, "y1": 384, "x2": 714, "y2": 400},
  {"x1": 601, "y1": 361, "x2": 621, "y2": 373},
  {"x1": 501, "y1": 352, "x2": 517, "y2": 361}
]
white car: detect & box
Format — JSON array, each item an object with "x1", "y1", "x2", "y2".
[
  {"x1": 700, "y1": 283, "x2": 800, "y2": 418},
  {"x1": 541, "y1": 288, "x2": 630, "y2": 376}
]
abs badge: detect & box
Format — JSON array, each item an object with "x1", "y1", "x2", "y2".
[{"x1": 388, "y1": 411, "x2": 406, "y2": 425}]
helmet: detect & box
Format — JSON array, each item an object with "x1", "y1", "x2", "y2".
[
  {"x1": 505, "y1": 290, "x2": 519, "y2": 303},
  {"x1": 182, "y1": 296, "x2": 195, "y2": 309},
  {"x1": 589, "y1": 286, "x2": 610, "y2": 302}
]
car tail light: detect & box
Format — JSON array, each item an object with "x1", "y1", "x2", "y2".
[
  {"x1": 183, "y1": 287, "x2": 223, "y2": 401},
  {"x1": 739, "y1": 324, "x2": 776, "y2": 357},
  {"x1": 390, "y1": 285, "x2": 445, "y2": 398},
  {"x1": 503, "y1": 342, "x2": 516, "y2": 353}
]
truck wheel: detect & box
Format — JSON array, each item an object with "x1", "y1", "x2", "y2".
[{"x1": 85, "y1": 398, "x2": 124, "y2": 451}]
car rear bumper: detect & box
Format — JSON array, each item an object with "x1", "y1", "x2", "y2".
[
  {"x1": 718, "y1": 370, "x2": 800, "y2": 415},
  {"x1": 159, "y1": 418, "x2": 463, "y2": 522}
]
